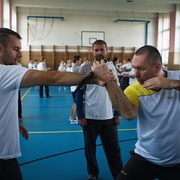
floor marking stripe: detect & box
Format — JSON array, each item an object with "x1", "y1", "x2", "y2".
[
  {"x1": 28, "y1": 128, "x2": 137, "y2": 134},
  {"x1": 21, "y1": 87, "x2": 32, "y2": 100}
]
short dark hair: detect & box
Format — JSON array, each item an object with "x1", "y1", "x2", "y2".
[
  {"x1": 0, "y1": 28, "x2": 22, "y2": 47},
  {"x1": 40, "y1": 57, "x2": 45, "y2": 62},
  {"x1": 135, "y1": 45, "x2": 162, "y2": 65},
  {"x1": 92, "y1": 40, "x2": 107, "y2": 49},
  {"x1": 113, "y1": 57, "x2": 118, "y2": 62},
  {"x1": 73, "y1": 55, "x2": 81, "y2": 63}
]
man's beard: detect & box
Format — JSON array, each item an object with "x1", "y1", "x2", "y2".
[
  {"x1": 95, "y1": 55, "x2": 105, "y2": 61},
  {"x1": 2, "y1": 52, "x2": 17, "y2": 65}
]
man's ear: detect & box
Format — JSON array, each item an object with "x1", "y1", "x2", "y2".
[
  {"x1": 156, "y1": 63, "x2": 162, "y2": 73},
  {"x1": 0, "y1": 44, "x2": 2, "y2": 50},
  {"x1": 0, "y1": 44, "x2": 4, "y2": 58},
  {"x1": 106, "y1": 48, "x2": 108, "y2": 54},
  {"x1": 0, "y1": 44, "x2": 4, "y2": 52}
]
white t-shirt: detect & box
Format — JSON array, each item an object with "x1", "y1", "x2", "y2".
[
  {"x1": 37, "y1": 62, "x2": 46, "y2": 71},
  {"x1": 0, "y1": 65, "x2": 28, "y2": 159},
  {"x1": 28, "y1": 62, "x2": 35, "y2": 69},
  {"x1": 125, "y1": 71, "x2": 180, "y2": 166},
  {"x1": 79, "y1": 62, "x2": 117, "y2": 120}
]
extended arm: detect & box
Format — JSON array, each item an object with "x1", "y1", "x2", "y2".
[{"x1": 20, "y1": 70, "x2": 100, "y2": 88}]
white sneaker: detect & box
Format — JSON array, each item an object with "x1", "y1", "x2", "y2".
[
  {"x1": 69, "y1": 117, "x2": 78, "y2": 121},
  {"x1": 70, "y1": 119, "x2": 78, "y2": 125}
]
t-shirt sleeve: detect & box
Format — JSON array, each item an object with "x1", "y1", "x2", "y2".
[
  {"x1": 0, "y1": 65, "x2": 28, "y2": 91},
  {"x1": 124, "y1": 84, "x2": 139, "y2": 107}
]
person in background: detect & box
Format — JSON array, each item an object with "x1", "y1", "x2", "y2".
[
  {"x1": 106, "y1": 57, "x2": 120, "y2": 87},
  {"x1": 120, "y1": 58, "x2": 132, "y2": 91},
  {"x1": 0, "y1": 27, "x2": 103, "y2": 180},
  {"x1": 91, "y1": 45, "x2": 180, "y2": 180},
  {"x1": 69, "y1": 55, "x2": 81, "y2": 124},
  {"x1": 65, "y1": 58, "x2": 72, "y2": 72},
  {"x1": 58, "y1": 59, "x2": 67, "y2": 90},
  {"x1": 28, "y1": 59, "x2": 35, "y2": 69},
  {"x1": 18, "y1": 90, "x2": 23, "y2": 121},
  {"x1": 75, "y1": 40, "x2": 123, "y2": 180},
  {"x1": 113, "y1": 57, "x2": 122, "y2": 75},
  {"x1": 34, "y1": 59, "x2": 39, "y2": 70},
  {"x1": 123, "y1": 67, "x2": 136, "y2": 85},
  {"x1": 80, "y1": 57, "x2": 89, "y2": 67},
  {"x1": 113, "y1": 57, "x2": 123, "y2": 88},
  {"x1": 37, "y1": 57, "x2": 51, "y2": 98},
  {"x1": 16, "y1": 60, "x2": 24, "y2": 120}
]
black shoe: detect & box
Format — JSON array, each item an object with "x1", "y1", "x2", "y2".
[{"x1": 46, "y1": 96, "x2": 52, "y2": 98}]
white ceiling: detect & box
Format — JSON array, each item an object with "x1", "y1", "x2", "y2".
[{"x1": 11, "y1": 0, "x2": 180, "y2": 18}]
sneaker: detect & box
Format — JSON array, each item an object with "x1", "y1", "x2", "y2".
[
  {"x1": 69, "y1": 117, "x2": 78, "y2": 121},
  {"x1": 88, "y1": 175, "x2": 98, "y2": 180},
  {"x1": 70, "y1": 119, "x2": 78, "y2": 125}
]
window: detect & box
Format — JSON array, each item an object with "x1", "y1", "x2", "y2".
[
  {"x1": 158, "y1": 14, "x2": 170, "y2": 65},
  {"x1": 3, "y1": 0, "x2": 10, "y2": 28},
  {"x1": 174, "y1": 6, "x2": 180, "y2": 64}
]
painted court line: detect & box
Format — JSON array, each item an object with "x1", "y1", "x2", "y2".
[
  {"x1": 28, "y1": 128, "x2": 137, "y2": 134},
  {"x1": 21, "y1": 87, "x2": 32, "y2": 100}
]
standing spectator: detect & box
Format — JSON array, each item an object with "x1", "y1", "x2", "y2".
[
  {"x1": 69, "y1": 55, "x2": 81, "y2": 124},
  {"x1": 123, "y1": 67, "x2": 136, "y2": 85},
  {"x1": 80, "y1": 57, "x2": 89, "y2": 67},
  {"x1": 75, "y1": 40, "x2": 123, "y2": 180},
  {"x1": 113, "y1": 57, "x2": 122, "y2": 75},
  {"x1": 16, "y1": 60, "x2": 23, "y2": 120},
  {"x1": 113, "y1": 57, "x2": 123, "y2": 87},
  {"x1": 121, "y1": 59, "x2": 132, "y2": 90},
  {"x1": 37, "y1": 57, "x2": 51, "y2": 98},
  {"x1": 65, "y1": 58, "x2": 72, "y2": 72},
  {"x1": 91, "y1": 45, "x2": 180, "y2": 180},
  {"x1": 58, "y1": 59, "x2": 67, "y2": 90},
  {"x1": 33, "y1": 59, "x2": 40, "y2": 90},
  {"x1": 18, "y1": 90, "x2": 23, "y2": 120},
  {"x1": 65, "y1": 58, "x2": 72, "y2": 91},
  {"x1": 28, "y1": 60, "x2": 35, "y2": 69},
  {"x1": 34, "y1": 59, "x2": 39, "y2": 70}
]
